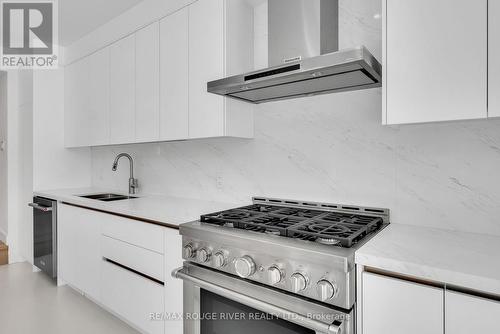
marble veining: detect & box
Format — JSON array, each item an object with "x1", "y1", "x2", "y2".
[
  {"x1": 90, "y1": 0, "x2": 500, "y2": 236},
  {"x1": 356, "y1": 224, "x2": 500, "y2": 296}
]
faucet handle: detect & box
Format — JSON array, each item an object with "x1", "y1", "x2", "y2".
[{"x1": 129, "y1": 178, "x2": 139, "y2": 195}]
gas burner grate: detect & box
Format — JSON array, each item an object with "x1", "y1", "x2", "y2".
[
  {"x1": 200, "y1": 209, "x2": 259, "y2": 226},
  {"x1": 239, "y1": 215, "x2": 305, "y2": 237},
  {"x1": 288, "y1": 218, "x2": 381, "y2": 247},
  {"x1": 200, "y1": 204, "x2": 384, "y2": 248},
  {"x1": 240, "y1": 204, "x2": 284, "y2": 213}
]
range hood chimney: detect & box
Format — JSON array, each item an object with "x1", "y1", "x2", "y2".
[
  {"x1": 207, "y1": 0, "x2": 381, "y2": 104},
  {"x1": 268, "y1": 0, "x2": 338, "y2": 67}
]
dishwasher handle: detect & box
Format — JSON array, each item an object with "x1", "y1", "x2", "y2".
[
  {"x1": 172, "y1": 267, "x2": 343, "y2": 334},
  {"x1": 28, "y1": 202, "x2": 53, "y2": 212}
]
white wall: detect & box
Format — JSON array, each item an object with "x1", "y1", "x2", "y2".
[
  {"x1": 0, "y1": 72, "x2": 7, "y2": 243},
  {"x1": 33, "y1": 69, "x2": 91, "y2": 191},
  {"x1": 90, "y1": 0, "x2": 500, "y2": 237},
  {"x1": 2, "y1": 66, "x2": 91, "y2": 264},
  {"x1": 3, "y1": 70, "x2": 34, "y2": 263},
  {"x1": 17, "y1": 71, "x2": 34, "y2": 263}
]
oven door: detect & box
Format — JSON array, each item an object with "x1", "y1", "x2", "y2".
[{"x1": 173, "y1": 263, "x2": 353, "y2": 334}]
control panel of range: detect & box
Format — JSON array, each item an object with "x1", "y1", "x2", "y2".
[{"x1": 182, "y1": 239, "x2": 345, "y2": 306}]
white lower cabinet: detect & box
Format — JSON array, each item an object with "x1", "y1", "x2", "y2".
[
  {"x1": 58, "y1": 204, "x2": 102, "y2": 301},
  {"x1": 101, "y1": 259, "x2": 165, "y2": 334},
  {"x1": 362, "y1": 271, "x2": 500, "y2": 334},
  {"x1": 362, "y1": 272, "x2": 444, "y2": 334},
  {"x1": 101, "y1": 235, "x2": 164, "y2": 282},
  {"x1": 164, "y1": 227, "x2": 184, "y2": 334},
  {"x1": 58, "y1": 204, "x2": 184, "y2": 334},
  {"x1": 446, "y1": 290, "x2": 500, "y2": 334}
]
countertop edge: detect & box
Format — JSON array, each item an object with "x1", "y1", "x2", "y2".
[
  {"x1": 355, "y1": 224, "x2": 500, "y2": 297},
  {"x1": 33, "y1": 188, "x2": 239, "y2": 228}
]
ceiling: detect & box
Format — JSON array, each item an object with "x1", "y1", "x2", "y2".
[{"x1": 59, "y1": 0, "x2": 144, "y2": 46}]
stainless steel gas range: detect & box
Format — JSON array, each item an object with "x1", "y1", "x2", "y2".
[{"x1": 172, "y1": 197, "x2": 389, "y2": 334}]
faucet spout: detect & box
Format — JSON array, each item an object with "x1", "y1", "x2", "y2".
[{"x1": 112, "y1": 153, "x2": 138, "y2": 194}]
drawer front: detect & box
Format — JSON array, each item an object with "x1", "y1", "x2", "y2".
[
  {"x1": 101, "y1": 213, "x2": 164, "y2": 254},
  {"x1": 101, "y1": 235, "x2": 164, "y2": 282},
  {"x1": 101, "y1": 260, "x2": 164, "y2": 334}
]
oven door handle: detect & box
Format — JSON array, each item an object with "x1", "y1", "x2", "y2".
[
  {"x1": 172, "y1": 267, "x2": 343, "y2": 334},
  {"x1": 28, "y1": 203, "x2": 53, "y2": 212}
]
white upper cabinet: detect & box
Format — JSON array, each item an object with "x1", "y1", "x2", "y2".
[
  {"x1": 109, "y1": 34, "x2": 136, "y2": 144},
  {"x1": 135, "y1": 22, "x2": 160, "y2": 142},
  {"x1": 188, "y1": 0, "x2": 254, "y2": 139},
  {"x1": 88, "y1": 48, "x2": 110, "y2": 146},
  {"x1": 362, "y1": 272, "x2": 443, "y2": 334},
  {"x1": 65, "y1": 0, "x2": 254, "y2": 147},
  {"x1": 446, "y1": 290, "x2": 500, "y2": 334},
  {"x1": 490, "y1": 1, "x2": 500, "y2": 118},
  {"x1": 188, "y1": 0, "x2": 225, "y2": 139},
  {"x1": 160, "y1": 8, "x2": 189, "y2": 141},
  {"x1": 383, "y1": 0, "x2": 487, "y2": 124},
  {"x1": 65, "y1": 51, "x2": 109, "y2": 147},
  {"x1": 65, "y1": 57, "x2": 89, "y2": 147}
]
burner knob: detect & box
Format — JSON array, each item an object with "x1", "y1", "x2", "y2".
[
  {"x1": 267, "y1": 266, "x2": 283, "y2": 285},
  {"x1": 196, "y1": 248, "x2": 211, "y2": 263},
  {"x1": 213, "y1": 251, "x2": 228, "y2": 268},
  {"x1": 183, "y1": 244, "x2": 195, "y2": 259},
  {"x1": 234, "y1": 256, "x2": 256, "y2": 278},
  {"x1": 290, "y1": 273, "x2": 308, "y2": 293},
  {"x1": 316, "y1": 280, "x2": 338, "y2": 301}
]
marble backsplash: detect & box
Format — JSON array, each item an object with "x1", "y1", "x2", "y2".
[
  {"x1": 90, "y1": 0, "x2": 500, "y2": 236},
  {"x1": 91, "y1": 89, "x2": 500, "y2": 236}
]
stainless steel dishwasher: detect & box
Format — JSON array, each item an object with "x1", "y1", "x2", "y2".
[{"x1": 29, "y1": 196, "x2": 57, "y2": 278}]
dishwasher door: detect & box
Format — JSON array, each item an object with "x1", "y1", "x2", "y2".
[{"x1": 30, "y1": 197, "x2": 57, "y2": 278}]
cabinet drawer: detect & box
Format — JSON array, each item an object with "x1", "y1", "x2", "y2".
[
  {"x1": 101, "y1": 235, "x2": 164, "y2": 282},
  {"x1": 101, "y1": 213, "x2": 164, "y2": 254},
  {"x1": 101, "y1": 260, "x2": 164, "y2": 334},
  {"x1": 362, "y1": 272, "x2": 443, "y2": 334}
]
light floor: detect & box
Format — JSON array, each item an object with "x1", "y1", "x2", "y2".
[{"x1": 0, "y1": 262, "x2": 139, "y2": 334}]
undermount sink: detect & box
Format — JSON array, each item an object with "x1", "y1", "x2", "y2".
[{"x1": 78, "y1": 193, "x2": 137, "y2": 202}]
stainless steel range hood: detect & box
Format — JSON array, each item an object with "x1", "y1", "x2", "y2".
[{"x1": 207, "y1": 0, "x2": 381, "y2": 104}]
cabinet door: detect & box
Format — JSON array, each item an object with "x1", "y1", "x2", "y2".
[
  {"x1": 490, "y1": 0, "x2": 500, "y2": 118},
  {"x1": 385, "y1": 0, "x2": 487, "y2": 124},
  {"x1": 188, "y1": 0, "x2": 225, "y2": 138},
  {"x1": 58, "y1": 205, "x2": 101, "y2": 300},
  {"x1": 64, "y1": 57, "x2": 89, "y2": 147},
  {"x1": 446, "y1": 290, "x2": 500, "y2": 334},
  {"x1": 58, "y1": 204, "x2": 79, "y2": 286},
  {"x1": 159, "y1": 8, "x2": 189, "y2": 140},
  {"x1": 101, "y1": 260, "x2": 164, "y2": 334},
  {"x1": 109, "y1": 35, "x2": 136, "y2": 144},
  {"x1": 362, "y1": 272, "x2": 443, "y2": 334},
  {"x1": 164, "y1": 228, "x2": 183, "y2": 334},
  {"x1": 76, "y1": 208, "x2": 102, "y2": 301},
  {"x1": 88, "y1": 48, "x2": 110, "y2": 145},
  {"x1": 136, "y1": 22, "x2": 160, "y2": 142}
]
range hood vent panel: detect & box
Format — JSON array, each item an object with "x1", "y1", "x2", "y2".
[{"x1": 207, "y1": 0, "x2": 382, "y2": 104}]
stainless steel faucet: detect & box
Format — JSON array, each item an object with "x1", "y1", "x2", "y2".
[{"x1": 112, "y1": 153, "x2": 139, "y2": 195}]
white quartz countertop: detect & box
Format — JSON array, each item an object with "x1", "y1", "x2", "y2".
[
  {"x1": 34, "y1": 188, "x2": 240, "y2": 227},
  {"x1": 356, "y1": 223, "x2": 500, "y2": 296}
]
